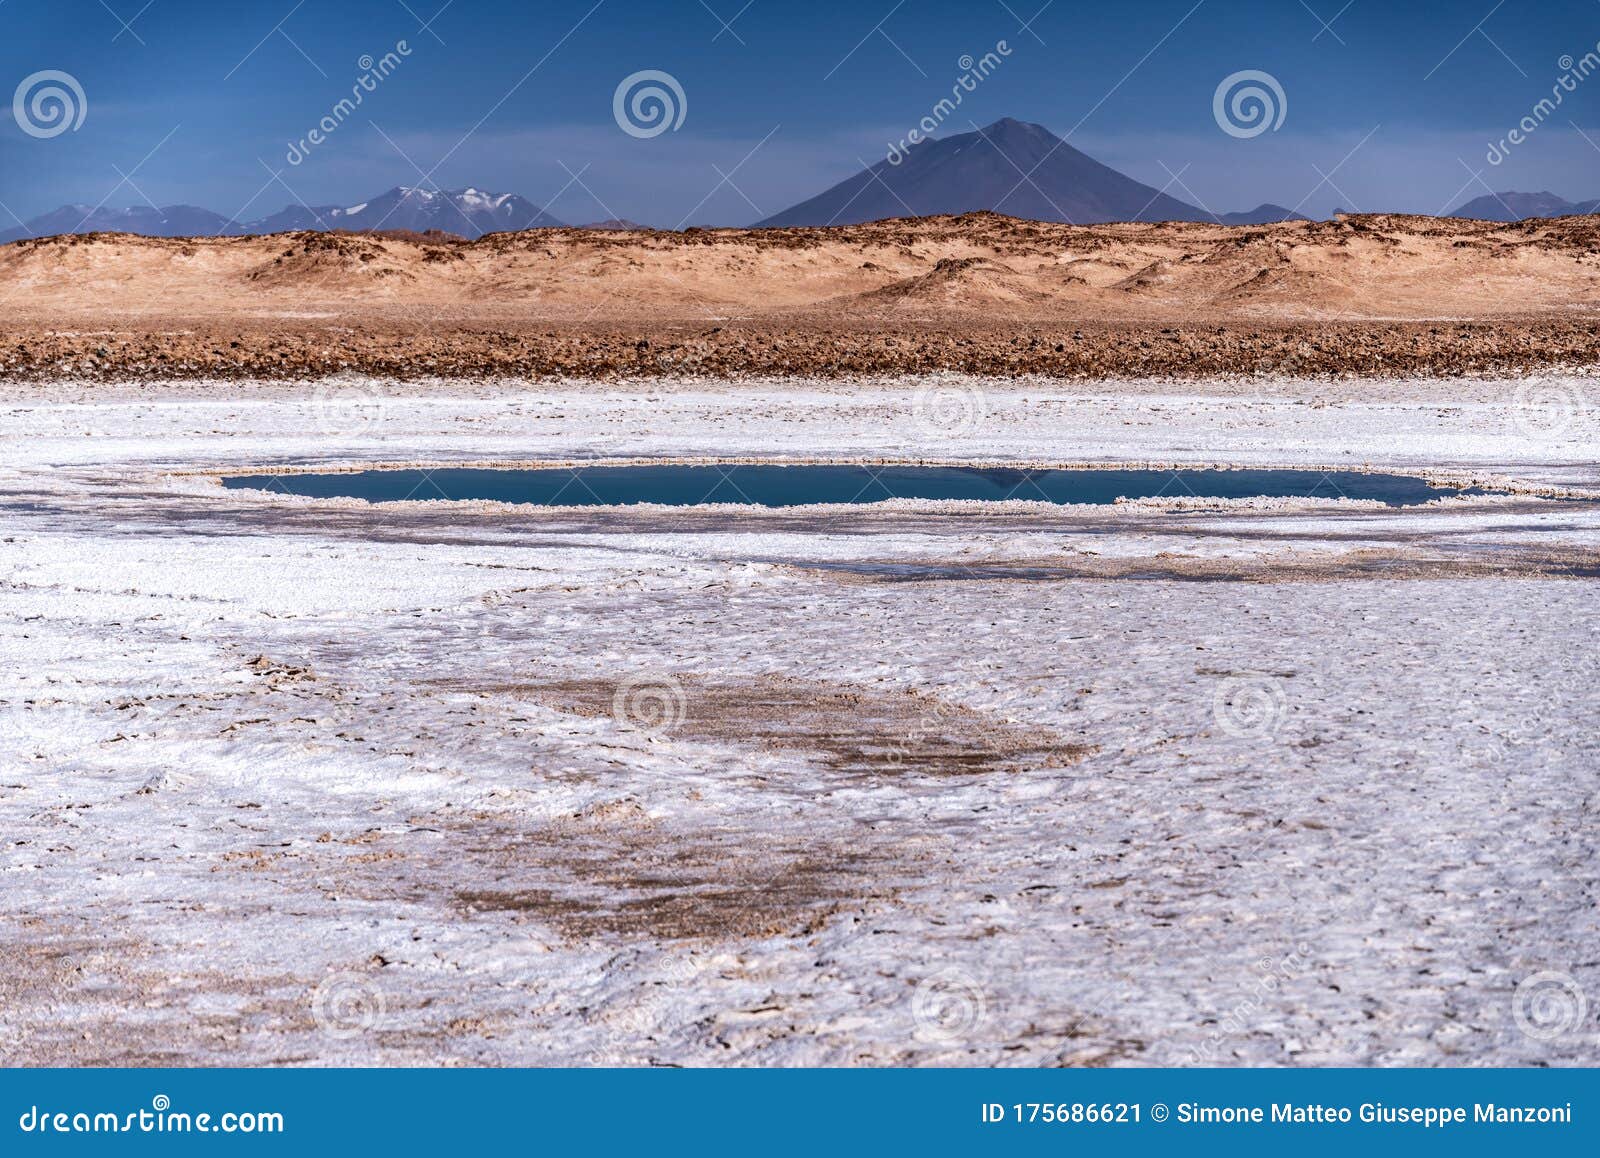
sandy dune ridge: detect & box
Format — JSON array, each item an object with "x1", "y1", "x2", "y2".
[{"x1": 2, "y1": 211, "x2": 1599, "y2": 380}]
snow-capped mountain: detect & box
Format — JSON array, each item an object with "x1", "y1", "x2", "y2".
[
  {"x1": 0, "y1": 186, "x2": 565, "y2": 244},
  {"x1": 244, "y1": 187, "x2": 564, "y2": 236}
]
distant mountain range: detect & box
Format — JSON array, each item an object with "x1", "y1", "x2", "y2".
[
  {"x1": 1447, "y1": 190, "x2": 1600, "y2": 222},
  {"x1": 248, "y1": 186, "x2": 562, "y2": 236},
  {"x1": 5, "y1": 131, "x2": 1598, "y2": 244},
  {"x1": 0, "y1": 186, "x2": 564, "y2": 244}
]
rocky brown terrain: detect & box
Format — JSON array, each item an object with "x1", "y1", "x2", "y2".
[{"x1": 3, "y1": 211, "x2": 1599, "y2": 380}]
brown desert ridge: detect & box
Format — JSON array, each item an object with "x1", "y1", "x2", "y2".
[{"x1": 3, "y1": 210, "x2": 1600, "y2": 381}]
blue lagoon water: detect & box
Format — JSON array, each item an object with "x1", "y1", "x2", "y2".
[{"x1": 222, "y1": 465, "x2": 1484, "y2": 508}]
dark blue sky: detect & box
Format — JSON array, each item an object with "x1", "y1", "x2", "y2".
[{"x1": 4, "y1": 0, "x2": 1600, "y2": 226}]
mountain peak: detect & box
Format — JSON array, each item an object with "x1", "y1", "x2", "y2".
[
  {"x1": 982, "y1": 116, "x2": 1048, "y2": 135},
  {"x1": 1448, "y1": 190, "x2": 1598, "y2": 222},
  {"x1": 757, "y1": 116, "x2": 1206, "y2": 227},
  {"x1": 1219, "y1": 203, "x2": 1311, "y2": 226}
]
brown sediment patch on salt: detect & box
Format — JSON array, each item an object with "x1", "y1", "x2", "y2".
[
  {"x1": 0, "y1": 923, "x2": 312, "y2": 1066},
  {"x1": 321, "y1": 673, "x2": 1089, "y2": 943},
  {"x1": 299, "y1": 809, "x2": 918, "y2": 944},
  {"x1": 453, "y1": 829, "x2": 904, "y2": 942},
  {"x1": 454, "y1": 673, "x2": 1088, "y2": 778}
]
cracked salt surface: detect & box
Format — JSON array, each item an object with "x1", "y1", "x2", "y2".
[{"x1": 0, "y1": 375, "x2": 1597, "y2": 1066}]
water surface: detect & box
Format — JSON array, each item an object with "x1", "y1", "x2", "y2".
[{"x1": 223, "y1": 465, "x2": 1484, "y2": 508}]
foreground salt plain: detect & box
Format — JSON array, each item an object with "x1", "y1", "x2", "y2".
[{"x1": 1, "y1": 375, "x2": 1597, "y2": 1067}]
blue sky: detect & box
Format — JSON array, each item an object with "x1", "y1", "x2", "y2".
[{"x1": 4, "y1": 0, "x2": 1600, "y2": 226}]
